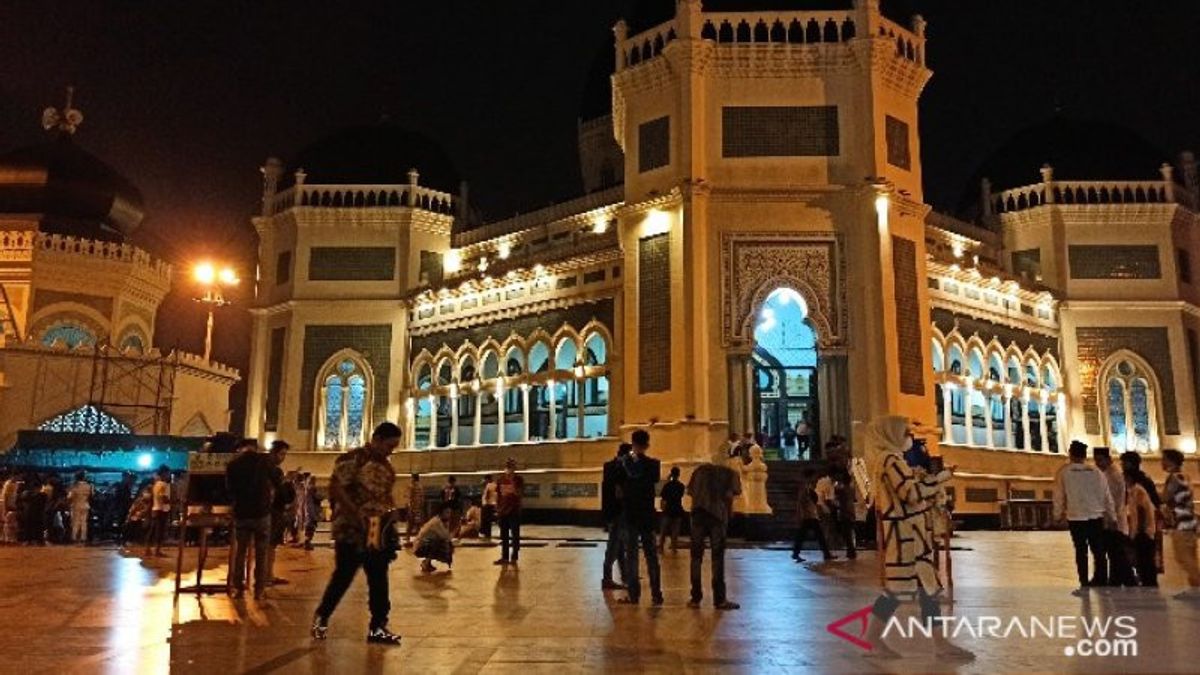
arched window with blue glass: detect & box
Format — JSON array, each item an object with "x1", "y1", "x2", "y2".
[
  {"x1": 414, "y1": 362, "x2": 433, "y2": 449},
  {"x1": 457, "y1": 355, "x2": 477, "y2": 446},
  {"x1": 946, "y1": 344, "x2": 966, "y2": 444},
  {"x1": 583, "y1": 332, "x2": 610, "y2": 438},
  {"x1": 504, "y1": 346, "x2": 525, "y2": 441},
  {"x1": 751, "y1": 288, "x2": 819, "y2": 460},
  {"x1": 119, "y1": 331, "x2": 145, "y2": 354},
  {"x1": 435, "y1": 358, "x2": 453, "y2": 447},
  {"x1": 41, "y1": 322, "x2": 96, "y2": 349},
  {"x1": 554, "y1": 336, "x2": 580, "y2": 439},
  {"x1": 480, "y1": 351, "x2": 500, "y2": 445},
  {"x1": 316, "y1": 353, "x2": 372, "y2": 451},
  {"x1": 1101, "y1": 354, "x2": 1159, "y2": 452},
  {"x1": 528, "y1": 340, "x2": 551, "y2": 440}
]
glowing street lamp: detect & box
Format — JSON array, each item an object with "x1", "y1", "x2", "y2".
[{"x1": 193, "y1": 262, "x2": 239, "y2": 362}]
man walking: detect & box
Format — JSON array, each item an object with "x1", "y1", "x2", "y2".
[
  {"x1": 225, "y1": 438, "x2": 276, "y2": 600},
  {"x1": 67, "y1": 471, "x2": 93, "y2": 545},
  {"x1": 441, "y1": 475, "x2": 463, "y2": 534},
  {"x1": 618, "y1": 430, "x2": 662, "y2": 605},
  {"x1": 601, "y1": 443, "x2": 629, "y2": 590},
  {"x1": 792, "y1": 468, "x2": 831, "y2": 562},
  {"x1": 1094, "y1": 447, "x2": 1132, "y2": 586},
  {"x1": 1053, "y1": 440, "x2": 1115, "y2": 594},
  {"x1": 494, "y1": 458, "x2": 524, "y2": 565},
  {"x1": 687, "y1": 447, "x2": 741, "y2": 610},
  {"x1": 658, "y1": 466, "x2": 686, "y2": 552},
  {"x1": 312, "y1": 422, "x2": 404, "y2": 644}
]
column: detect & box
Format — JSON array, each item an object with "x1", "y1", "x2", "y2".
[
  {"x1": 548, "y1": 380, "x2": 557, "y2": 440},
  {"x1": 429, "y1": 395, "x2": 438, "y2": 448},
  {"x1": 941, "y1": 383, "x2": 953, "y2": 444},
  {"x1": 1003, "y1": 393, "x2": 1014, "y2": 449},
  {"x1": 473, "y1": 389, "x2": 483, "y2": 446},
  {"x1": 577, "y1": 377, "x2": 586, "y2": 439},
  {"x1": 449, "y1": 386, "x2": 459, "y2": 447},
  {"x1": 497, "y1": 381, "x2": 507, "y2": 444},
  {"x1": 1038, "y1": 393, "x2": 1049, "y2": 452},
  {"x1": 405, "y1": 397, "x2": 415, "y2": 448},
  {"x1": 1020, "y1": 394, "x2": 1032, "y2": 451},
  {"x1": 817, "y1": 354, "x2": 850, "y2": 450},
  {"x1": 521, "y1": 384, "x2": 531, "y2": 442},
  {"x1": 984, "y1": 391, "x2": 996, "y2": 449},
  {"x1": 964, "y1": 382, "x2": 976, "y2": 446},
  {"x1": 742, "y1": 357, "x2": 756, "y2": 436},
  {"x1": 727, "y1": 353, "x2": 746, "y2": 436},
  {"x1": 316, "y1": 387, "x2": 328, "y2": 450}
]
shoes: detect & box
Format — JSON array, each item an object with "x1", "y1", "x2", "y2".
[
  {"x1": 421, "y1": 560, "x2": 435, "y2": 574},
  {"x1": 271, "y1": 577, "x2": 290, "y2": 585},
  {"x1": 304, "y1": 542, "x2": 314, "y2": 551},
  {"x1": 715, "y1": 600, "x2": 740, "y2": 610},
  {"x1": 687, "y1": 599, "x2": 701, "y2": 609},
  {"x1": 1070, "y1": 587, "x2": 1088, "y2": 597},
  {"x1": 311, "y1": 615, "x2": 328, "y2": 640},
  {"x1": 652, "y1": 594, "x2": 664, "y2": 606},
  {"x1": 254, "y1": 588, "x2": 266, "y2": 600},
  {"x1": 601, "y1": 579, "x2": 625, "y2": 590},
  {"x1": 230, "y1": 589, "x2": 245, "y2": 600},
  {"x1": 366, "y1": 626, "x2": 402, "y2": 645},
  {"x1": 1173, "y1": 588, "x2": 1200, "y2": 600},
  {"x1": 618, "y1": 596, "x2": 639, "y2": 605},
  {"x1": 493, "y1": 558, "x2": 508, "y2": 566},
  {"x1": 793, "y1": 556, "x2": 806, "y2": 563}
]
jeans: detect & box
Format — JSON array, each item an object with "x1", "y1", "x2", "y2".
[
  {"x1": 792, "y1": 517, "x2": 831, "y2": 559},
  {"x1": 315, "y1": 542, "x2": 392, "y2": 630},
  {"x1": 1132, "y1": 532, "x2": 1158, "y2": 587},
  {"x1": 499, "y1": 513, "x2": 521, "y2": 561},
  {"x1": 232, "y1": 515, "x2": 270, "y2": 592},
  {"x1": 602, "y1": 519, "x2": 625, "y2": 583},
  {"x1": 659, "y1": 514, "x2": 683, "y2": 551},
  {"x1": 690, "y1": 510, "x2": 728, "y2": 605},
  {"x1": 623, "y1": 521, "x2": 661, "y2": 602},
  {"x1": 1067, "y1": 518, "x2": 1105, "y2": 586},
  {"x1": 1101, "y1": 528, "x2": 1134, "y2": 586},
  {"x1": 71, "y1": 506, "x2": 89, "y2": 543},
  {"x1": 144, "y1": 511, "x2": 169, "y2": 551},
  {"x1": 481, "y1": 505, "x2": 496, "y2": 538}
]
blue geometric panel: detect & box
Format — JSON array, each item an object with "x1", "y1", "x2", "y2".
[
  {"x1": 39, "y1": 405, "x2": 131, "y2": 434},
  {"x1": 42, "y1": 324, "x2": 96, "y2": 349}
]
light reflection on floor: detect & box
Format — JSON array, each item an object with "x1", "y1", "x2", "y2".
[{"x1": 1, "y1": 531, "x2": 1199, "y2": 673}]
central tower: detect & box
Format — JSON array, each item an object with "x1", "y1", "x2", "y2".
[{"x1": 611, "y1": 0, "x2": 937, "y2": 457}]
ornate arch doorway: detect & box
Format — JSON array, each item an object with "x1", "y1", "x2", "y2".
[{"x1": 752, "y1": 288, "x2": 819, "y2": 460}]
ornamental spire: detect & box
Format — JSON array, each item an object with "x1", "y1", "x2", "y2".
[{"x1": 41, "y1": 85, "x2": 84, "y2": 135}]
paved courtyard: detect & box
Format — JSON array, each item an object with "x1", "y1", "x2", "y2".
[{"x1": 1, "y1": 530, "x2": 1199, "y2": 673}]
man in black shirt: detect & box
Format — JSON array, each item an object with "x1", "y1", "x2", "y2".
[
  {"x1": 225, "y1": 438, "x2": 279, "y2": 599},
  {"x1": 658, "y1": 466, "x2": 686, "y2": 552},
  {"x1": 600, "y1": 443, "x2": 630, "y2": 590},
  {"x1": 266, "y1": 440, "x2": 294, "y2": 586},
  {"x1": 618, "y1": 430, "x2": 662, "y2": 605}
]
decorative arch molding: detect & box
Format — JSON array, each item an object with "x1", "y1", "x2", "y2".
[
  {"x1": 721, "y1": 232, "x2": 846, "y2": 350},
  {"x1": 30, "y1": 307, "x2": 108, "y2": 346}
]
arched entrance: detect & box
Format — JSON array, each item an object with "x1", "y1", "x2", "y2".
[{"x1": 752, "y1": 288, "x2": 819, "y2": 460}]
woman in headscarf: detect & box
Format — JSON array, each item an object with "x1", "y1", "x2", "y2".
[{"x1": 861, "y1": 415, "x2": 973, "y2": 661}]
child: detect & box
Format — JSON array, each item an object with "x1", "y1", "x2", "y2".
[
  {"x1": 457, "y1": 499, "x2": 482, "y2": 540},
  {"x1": 1160, "y1": 449, "x2": 1199, "y2": 598},
  {"x1": 1126, "y1": 468, "x2": 1157, "y2": 587},
  {"x1": 415, "y1": 507, "x2": 454, "y2": 573}
]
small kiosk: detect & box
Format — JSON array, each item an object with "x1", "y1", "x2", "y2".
[{"x1": 173, "y1": 450, "x2": 235, "y2": 597}]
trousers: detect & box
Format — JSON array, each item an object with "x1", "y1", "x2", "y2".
[
  {"x1": 71, "y1": 506, "x2": 89, "y2": 543},
  {"x1": 499, "y1": 513, "x2": 521, "y2": 561},
  {"x1": 1067, "y1": 518, "x2": 1105, "y2": 586},
  {"x1": 231, "y1": 515, "x2": 270, "y2": 592},
  {"x1": 690, "y1": 510, "x2": 728, "y2": 605},
  {"x1": 315, "y1": 541, "x2": 392, "y2": 629},
  {"x1": 623, "y1": 521, "x2": 661, "y2": 602}
]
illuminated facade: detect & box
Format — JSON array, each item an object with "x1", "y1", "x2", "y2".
[
  {"x1": 246, "y1": 0, "x2": 1200, "y2": 516},
  {"x1": 0, "y1": 93, "x2": 239, "y2": 449}
]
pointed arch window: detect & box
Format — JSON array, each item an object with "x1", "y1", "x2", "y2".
[
  {"x1": 317, "y1": 356, "x2": 371, "y2": 451},
  {"x1": 1103, "y1": 357, "x2": 1158, "y2": 452}
]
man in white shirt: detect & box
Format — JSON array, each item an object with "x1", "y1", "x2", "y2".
[
  {"x1": 67, "y1": 471, "x2": 93, "y2": 544},
  {"x1": 481, "y1": 475, "x2": 498, "y2": 539},
  {"x1": 143, "y1": 466, "x2": 172, "y2": 558},
  {"x1": 1094, "y1": 447, "x2": 1133, "y2": 586},
  {"x1": 1053, "y1": 441, "x2": 1115, "y2": 593}
]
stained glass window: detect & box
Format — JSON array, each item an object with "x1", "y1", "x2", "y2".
[
  {"x1": 1130, "y1": 379, "x2": 1151, "y2": 450},
  {"x1": 39, "y1": 405, "x2": 131, "y2": 434},
  {"x1": 319, "y1": 357, "x2": 369, "y2": 450},
  {"x1": 42, "y1": 324, "x2": 96, "y2": 349},
  {"x1": 323, "y1": 374, "x2": 344, "y2": 448},
  {"x1": 1104, "y1": 359, "x2": 1156, "y2": 452},
  {"x1": 1107, "y1": 379, "x2": 1128, "y2": 450}
]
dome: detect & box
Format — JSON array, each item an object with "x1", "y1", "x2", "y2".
[
  {"x1": 957, "y1": 116, "x2": 1171, "y2": 217},
  {"x1": 0, "y1": 133, "x2": 144, "y2": 241},
  {"x1": 287, "y1": 123, "x2": 460, "y2": 194}
]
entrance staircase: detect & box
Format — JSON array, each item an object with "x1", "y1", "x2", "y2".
[{"x1": 739, "y1": 460, "x2": 825, "y2": 541}]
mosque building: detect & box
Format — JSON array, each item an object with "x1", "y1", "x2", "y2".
[
  {"x1": 244, "y1": 0, "x2": 1200, "y2": 520},
  {"x1": 0, "y1": 89, "x2": 239, "y2": 455}
]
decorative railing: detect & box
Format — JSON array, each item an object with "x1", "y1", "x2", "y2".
[
  {"x1": 992, "y1": 179, "x2": 1188, "y2": 215},
  {"x1": 269, "y1": 183, "x2": 455, "y2": 215},
  {"x1": 24, "y1": 232, "x2": 171, "y2": 278},
  {"x1": 0, "y1": 230, "x2": 35, "y2": 261},
  {"x1": 619, "y1": 9, "x2": 924, "y2": 71}
]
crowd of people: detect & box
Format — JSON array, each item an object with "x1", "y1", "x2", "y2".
[
  {"x1": 1052, "y1": 441, "x2": 1199, "y2": 597},
  {"x1": 0, "y1": 469, "x2": 148, "y2": 546}
]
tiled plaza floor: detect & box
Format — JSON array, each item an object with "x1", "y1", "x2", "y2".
[{"x1": 1, "y1": 530, "x2": 1199, "y2": 673}]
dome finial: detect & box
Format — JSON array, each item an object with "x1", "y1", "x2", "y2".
[{"x1": 41, "y1": 85, "x2": 84, "y2": 135}]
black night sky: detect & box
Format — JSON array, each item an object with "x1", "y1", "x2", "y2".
[{"x1": 2, "y1": 0, "x2": 1197, "y2": 432}]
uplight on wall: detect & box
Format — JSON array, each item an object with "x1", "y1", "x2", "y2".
[
  {"x1": 642, "y1": 209, "x2": 671, "y2": 237},
  {"x1": 444, "y1": 249, "x2": 462, "y2": 274},
  {"x1": 593, "y1": 217, "x2": 610, "y2": 234},
  {"x1": 874, "y1": 193, "x2": 890, "y2": 234},
  {"x1": 498, "y1": 241, "x2": 512, "y2": 260}
]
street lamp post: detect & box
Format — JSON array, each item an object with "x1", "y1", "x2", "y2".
[{"x1": 193, "y1": 262, "x2": 239, "y2": 363}]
